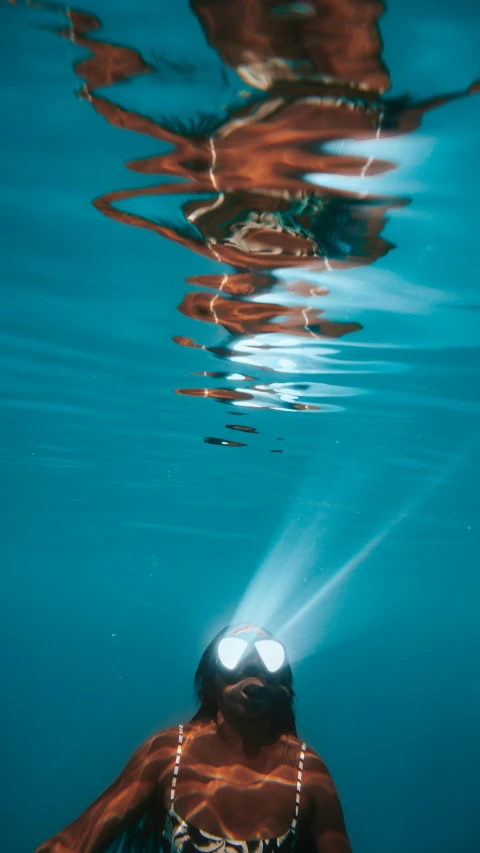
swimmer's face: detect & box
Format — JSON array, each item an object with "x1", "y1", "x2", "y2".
[
  {"x1": 215, "y1": 669, "x2": 273, "y2": 718},
  {"x1": 213, "y1": 625, "x2": 290, "y2": 718}
]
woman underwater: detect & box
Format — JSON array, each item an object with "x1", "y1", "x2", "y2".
[{"x1": 34, "y1": 625, "x2": 351, "y2": 853}]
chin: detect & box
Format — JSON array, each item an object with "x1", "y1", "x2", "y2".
[
  {"x1": 238, "y1": 697, "x2": 272, "y2": 717},
  {"x1": 244, "y1": 706, "x2": 270, "y2": 718}
]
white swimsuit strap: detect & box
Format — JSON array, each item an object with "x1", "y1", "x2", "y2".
[
  {"x1": 170, "y1": 724, "x2": 184, "y2": 806},
  {"x1": 291, "y1": 742, "x2": 307, "y2": 831}
]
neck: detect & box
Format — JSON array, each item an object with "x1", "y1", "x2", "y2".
[{"x1": 215, "y1": 707, "x2": 277, "y2": 756}]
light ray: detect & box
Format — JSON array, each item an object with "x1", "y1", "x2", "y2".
[
  {"x1": 278, "y1": 442, "x2": 473, "y2": 660},
  {"x1": 231, "y1": 441, "x2": 474, "y2": 664}
]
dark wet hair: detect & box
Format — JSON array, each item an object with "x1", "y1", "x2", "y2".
[{"x1": 190, "y1": 625, "x2": 297, "y2": 736}]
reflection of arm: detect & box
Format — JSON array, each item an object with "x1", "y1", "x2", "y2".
[
  {"x1": 93, "y1": 187, "x2": 211, "y2": 256},
  {"x1": 34, "y1": 735, "x2": 166, "y2": 853},
  {"x1": 398, "y1": 80, "x2": 480, "y2": 130},
  {"x1": 414, "y1": 80, "x2": 480, "y2": 115},
  {"x1": 80, "y1": 90, "x2": 181, "y2": 146},
  {"x1": 307, "y1": 751, "x2": 352, "y2": 853}
]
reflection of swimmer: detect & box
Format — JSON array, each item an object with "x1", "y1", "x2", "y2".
[
  {"x1": 35, "y1": 626, "x2": 351, "y2": 853},
  {"x1": 178, "y1": 290, "x2": 362, "y2": 337},
  {"x1": 192, "y1": 0, "x2": 391, "y2": 93},
  {"x1": 9, "y1": 0, "x2": 479, "y2": 274},
  {"x1": 67, "y1": 0, "x2": 476, "y2": 276},
  {"x1": 8, "y1": 0, "x2": 479, "y2": 417},
  {"x1": 176, "y1": 385, "x2": 324, "y2": 412}
]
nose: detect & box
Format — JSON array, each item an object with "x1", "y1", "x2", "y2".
[{"x1": 240, "y1": 648, "x2": 264, "y2": 678}]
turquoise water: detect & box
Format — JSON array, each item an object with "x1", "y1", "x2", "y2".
[{"x1": 1, "y1": 0, "x2": 479, "y2": 851}]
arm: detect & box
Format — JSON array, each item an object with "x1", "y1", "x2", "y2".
[
  {"x1": 412, "y1": 79, "x2": 480, "y2": 116},
  {"x1": 92, "y1": 186, "x2": 212, "y2": 257},
  {"x1": 306, "y1": 750, "x2": 352, "y2": 853},
  {"x1": 34, "y1": 734, "x2": 167, "y2": 853},
  {"x1": 78, "y1": 90, "x2": 182, "y2": 148},
  {"x1": 394, "y1": 80, "x2": 480, "y2": 133}
]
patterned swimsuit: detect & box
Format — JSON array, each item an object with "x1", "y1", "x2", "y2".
[{"x1": 161, "y1": 725, "x2": 307, "y2": 853}]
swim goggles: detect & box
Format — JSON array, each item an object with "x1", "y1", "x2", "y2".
[{"x1": 216, "y1": 633, "x2": 286, "y2": 674}]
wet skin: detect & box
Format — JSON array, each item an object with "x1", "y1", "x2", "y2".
[{"x1": 34, "y1": 658, "x2": 352, "y2": 853}]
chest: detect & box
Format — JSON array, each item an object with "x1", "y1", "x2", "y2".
[{"x1": 160, "y1": 742, "x2": 306, "y2": 840}]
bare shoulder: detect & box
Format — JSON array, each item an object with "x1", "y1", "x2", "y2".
[
  {"x1": 126, "y1": 725, "x2": 183, "y2": 777},
  {"x1": 303, "y1": 744, "x2": 333, "y2": 775},
  {"x1": 279, "y1": 735, "x2": 328, "y2": 763},
  {"x1": 137, "y1": 725, "x2": 180, "y2": 752},
  {"x1": 272, "y1": 733, "x2": 319, "y2": 770},
  {"x1": 300, "y1": 744, "x2": 340, "y2": 801}
]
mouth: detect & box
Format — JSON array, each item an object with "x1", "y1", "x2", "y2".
[{"x1": 239, "y1": 677, "x2": 268, "y2": 702}]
